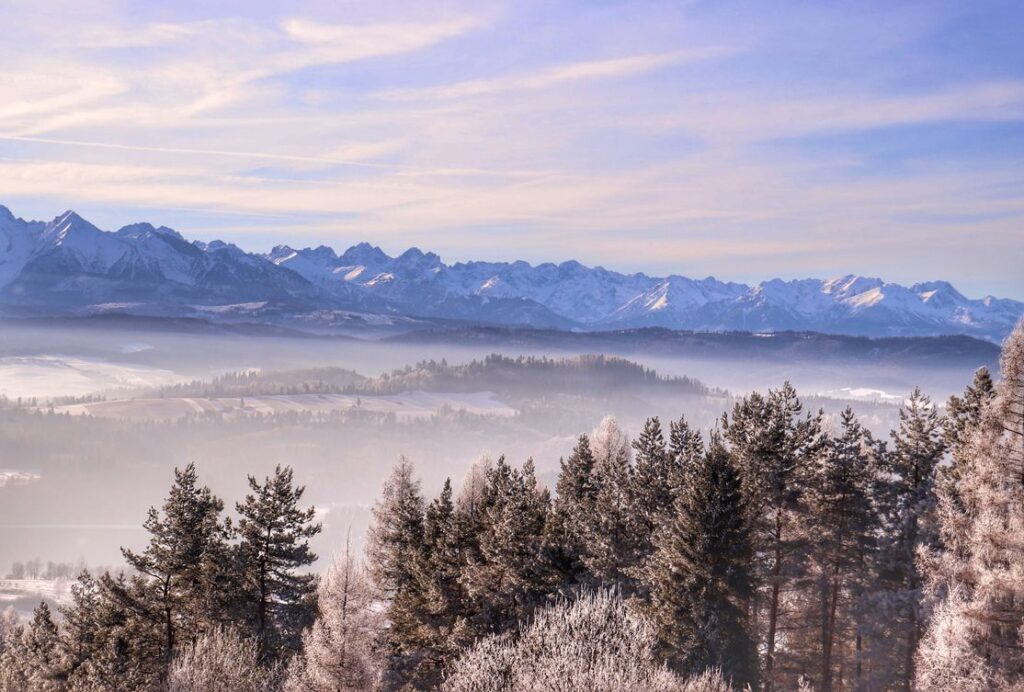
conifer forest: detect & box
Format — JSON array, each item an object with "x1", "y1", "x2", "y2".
[{"x1": 0, "y1": 320, "x2": 1020, "y2": 691}]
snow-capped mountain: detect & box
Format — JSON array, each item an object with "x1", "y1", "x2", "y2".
[{"x1": 0, "y1": 205, "x2": 1020, "y2": 341}]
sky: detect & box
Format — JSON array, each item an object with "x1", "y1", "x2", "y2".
[{"x1": 0, "y1": 0, "x2": 1022, "y2": 298}]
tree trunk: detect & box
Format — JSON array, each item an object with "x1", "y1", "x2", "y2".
[
  {"x1": 765, "y1": 512, "x2": 783, "y2": 692},
  {"x1": 821, "y1": 570, "x2": 840, "y2": 692},
  {"x1": 163, "y1": 576, "x2": 174, "y2": 662},
  {"x1": 904, "y1": 606, "x2": 917, "y2": 692}
]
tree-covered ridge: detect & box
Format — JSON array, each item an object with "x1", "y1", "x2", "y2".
[
  {"x1": 146, "y1": 367, "x2": 368, "y2": 398},
  {"x1": 352, "y1": 354, "x2": 708, "y2": 397},
  {"x1": 1, "y1": 322, "x2": 1021, "y2": 691},
  {"x1": 147, "y1": 354, "x2": 707, "y2": 400}
]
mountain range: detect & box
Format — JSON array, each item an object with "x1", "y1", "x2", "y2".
[{"x1": 0, "y1": 204, "x2": 1020, "y2": 342}]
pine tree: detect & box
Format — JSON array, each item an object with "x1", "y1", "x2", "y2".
[
  {"x1": 722, "y1": 383, "x2": 824, "y2": 690},
  {"x1": 916, "y1": 320, "x2": 1024, "y2": 688},
  {"x1": 121, "y1": 463, "x2": 231, "y2": 665},
  {"x1": 235, "y1": 464, "x2": 321, "y2": 657},
  {"x1": 945, "y1": 367, "x2": 996, "y2": 465},
  {"x1": 645, "y1": 433, "x2": 758, "y2": 688},
  {"x1": 879, "y1": 388, "x2": 945, "y2": 689}
]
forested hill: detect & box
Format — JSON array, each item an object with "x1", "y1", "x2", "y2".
[
  {"x1": 349, "y1": 354, "x2": 707, "y2": 397},
  {"x1": 146, "y1": 354, "x2": 708, "y2": 400},
  {"x1": 147, "y1": 366, "x2": 367, "y2": 398}
]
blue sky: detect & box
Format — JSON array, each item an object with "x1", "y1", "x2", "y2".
[{"x1": 1, "y1": 0, "x2": 1021, "y2": 298}]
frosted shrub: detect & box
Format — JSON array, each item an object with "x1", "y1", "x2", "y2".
[
  {"x1": 168, "y1": 626, "x2": 279, "y2": 692},
  {"x1": 441, "y1": 590, "x2": 734, "y2": 692}
]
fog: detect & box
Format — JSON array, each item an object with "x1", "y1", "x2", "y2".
[{"x1": 0, "y1": 319, "x2": 997, "y2": 596}]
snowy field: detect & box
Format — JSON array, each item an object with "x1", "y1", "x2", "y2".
[
  {"x1": 0, "y1": 355, "x2": 181, "y2": 399},
  {"x1": 49, "y1": 390, "x2": 517, "y2": 421}
]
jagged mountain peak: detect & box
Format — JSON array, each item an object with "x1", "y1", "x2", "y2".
[{"x1": 0, "y1": 203, "x2": 1020, "y2": 341}]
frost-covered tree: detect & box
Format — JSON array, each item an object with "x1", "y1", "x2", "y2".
[
  {"x1": 456, "y1": 456, "x2": 493, "y2": 515},
  {"x1": 121, "y1": 463, "x2": 232, "y2": 665},
  {"x1": 168, "y1": 626, "x2": 280, "y2": 692},
  {"x1": 286, "y1": 540, "x2": 382, "y2": 692},
  {"x1": 916, "y1": 320, "x2": 1024, "y2": 689},
  {"x1": 236, "y1": 465, "x2": 321, "y2": 657},
  {"x1": 440, "y1": 590, "x2": 730, "y2": 692},
  {"x1": 0, "y1": 602, "x2": 65, "y2": 692},
  {"x1": 723, "y1": 383, "x2": 824, "y2": 690},
  {"x1": 645, "y1": 432, "x2": 757, "y2": 688},
  {"x1": 935, "y1": 368, "x2": 997, "y2": 563}
]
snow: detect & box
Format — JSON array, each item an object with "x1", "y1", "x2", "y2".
[
  {"x1": 1, "y1": 206, "x2": 1021, "y2": 341},
  {"x1": 0, "y1": 356, "x2": 181, "y2": 399},
  {"x1": 0, "y1": 470, "x2": 40, "y2": 488},
  {"x1": 50, "y1": 390, "x2": 517, "y2": 421}
]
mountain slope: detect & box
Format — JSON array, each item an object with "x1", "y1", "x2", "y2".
[{"x1": 0, "y1": 204, "x2": 1019, "y2": 341}]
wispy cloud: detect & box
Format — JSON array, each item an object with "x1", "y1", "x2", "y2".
[
  {"x1": 376, "y1": 47, "x2": 732, "y2": 100},
  {"x1": 67, "y1": 21, "x2": 205, "y2": 49},
  {"x1": 0, "y1": 0, "x2": 1021, "y2": 296}
]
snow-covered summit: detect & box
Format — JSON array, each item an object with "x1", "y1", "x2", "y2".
[{"x1": 0, "y1": 205, "x2": 1019, "y2": 341}]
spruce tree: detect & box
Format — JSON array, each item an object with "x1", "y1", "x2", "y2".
[
  {"x1": 463, "y1": 456, "x2": 552, "y2": 640},
  {"x1": 586, "y1": 416, "x2": 640, "y2": 593},
  {"x1": 631, "y1": 417, "x2": 677, "y2": 568},
  {"x1": 879, "y1": 388, "x2": 945, "y2": 689},
  {"x1": 722, "y1": 382, "x2": 824, "y2": 690},
  {"x1": 645, "y1": 433, "x2": 758, "y2": 688},
  {"x1": 549, "y1": 435, "x2": 598, "y2": 586},
  {"x1": 408, "y1": 479, "x2": 469, "y2": 688},
  {"x1": 802, "y1": 408, "x2": 880, "y2": 691},
  {"x1": 121, "y1": 463, "x2": 231, "y2": 665},
  {"x1": 366, "y1": 457, "x2": 427, "y2": 689},
  {"x1": 235, "y1": 464, "x2": 321, "y2": 657},
  {"x1": 668, "y1": 414, "x2": 705, "y2": 482}
]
